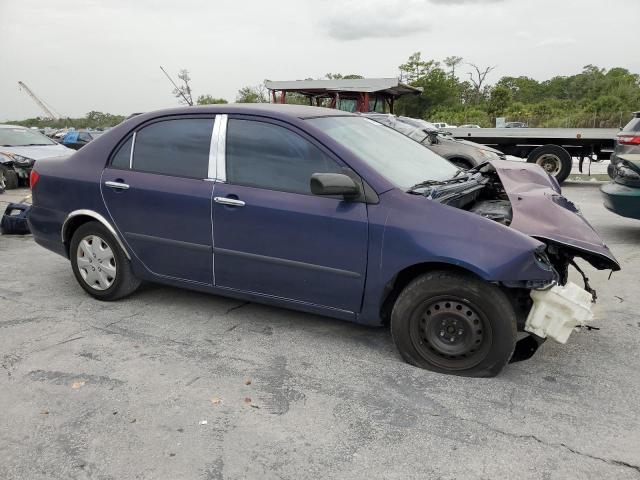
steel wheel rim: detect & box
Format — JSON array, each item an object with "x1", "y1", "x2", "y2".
[
  {"x1": 536, "y1": 154, "x2": 562, "y2": 175},
  {"x1": 76, "y1": 234, "x2": 117, "y2": 291},
  {"x1": 409, "y1": 296, "x2": 492, "y2": 370},
  {"x1": 0, "y1": 170, "x2": 5, "y2": 190}
]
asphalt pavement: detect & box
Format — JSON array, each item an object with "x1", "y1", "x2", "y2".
[{"x1": 1, "y1": 182, "x2": 639, "y2": 480}]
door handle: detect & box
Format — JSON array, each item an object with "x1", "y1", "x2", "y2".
[
  {"x1": 105, "y1": 180, "x2": 130, "y2": 190},
  {"x1": 214, "y1": 196, "x2": 245, "y2": 207}
]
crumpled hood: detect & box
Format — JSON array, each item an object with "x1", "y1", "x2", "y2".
[
  {"x1": 489, "y1": 159, "x2": 620, "y2": 271},
  {"x1": 0, "y1": 143, "x2": 74, "y2": 161}
]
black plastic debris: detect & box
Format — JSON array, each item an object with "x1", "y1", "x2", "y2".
[{"x1": 1, "y1": 203, "x2": 31, "y2": 235}]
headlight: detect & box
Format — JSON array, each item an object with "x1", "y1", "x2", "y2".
[{"x1": 0, "y1": 152, "x2": 35, "y2": 167}]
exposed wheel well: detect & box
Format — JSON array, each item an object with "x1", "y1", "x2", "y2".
[
  {"x1": 379, "y1": 262, "x2": 484, "y2": 325},
  {"x1": 62, "y1": 215, "x2": 97, "y2": 257},
  {"x1": 447, "y1": 157, "x2": 474, "y2": 169}
]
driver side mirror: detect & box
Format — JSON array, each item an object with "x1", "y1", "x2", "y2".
[{"x1": 310, "y1": 173, "x2": 360, "y2": 199}]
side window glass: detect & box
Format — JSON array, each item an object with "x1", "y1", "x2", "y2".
[
  {"x1": 226, "y1": 119, "x2": 342, "y2": 194},
  {"x1": 132, "y1": 118, "x2": 214, "y2": 178},
  {"x1": 110, "y1": 135, "x2": 133, "y2": 170}
]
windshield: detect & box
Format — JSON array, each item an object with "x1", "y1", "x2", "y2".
[
  {"x1": 307, "y1": 116, "x2": 459, "y2": 190},
  {"x1": 398, "y1": 116, "x2": 437, "y2": 131},
  {"x1": 0, "y1": 127, "x2": 56, "y2": 146}
]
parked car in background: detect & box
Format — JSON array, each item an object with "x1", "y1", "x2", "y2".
[
  {"x1": 61, "y1": 130, "x2": 103, "y2": 150},
  {"x1": 28, "y1": 104, "x2": 619, "y2": 377},
  {"x1": 0, "y1": 124, "x2": 74, "y2": 189},
  {"x1": 364, "y1": 113, "x2": 506, "y2": 169},
  {"x1": 431, "y1": 122, "x2": 457, "y2": 129},
  {"x1": 459, "y1": 124, "x2": 481, "y2": 128},
  {"x1": 607, "y1": 111, "x2": 640, "y2": 179},
  {"x1": 504, "y1": 122, "x2": 528, "y2": 128},
  {"x1": 601, "y1": 154, "x2": 640, "y2": 219}
]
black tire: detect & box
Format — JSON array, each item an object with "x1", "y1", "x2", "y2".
[
  {"x1": 527, "y1": 145, "x2": 572, "y2": 184},
  {"x1": 70, "y1": 221, "x2": 140, "y2": 301},
  {"x1": 0, "y1": 165, "x2": 19, "y2": 190},
  {"x1": 391, "y1": 270, "x2": 517, "y2": 377}
]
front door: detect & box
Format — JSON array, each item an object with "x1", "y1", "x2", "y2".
[
  {"x1": 102, "y1": 117, "x2": 215, "y2": 284},
  {"x1": 212, "y1": 117, "x2": 368, "y2": 312}
]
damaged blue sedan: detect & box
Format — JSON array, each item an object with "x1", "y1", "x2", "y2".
[{"x1": 28, "y1": 105, "x2": 619, "y2": 376}]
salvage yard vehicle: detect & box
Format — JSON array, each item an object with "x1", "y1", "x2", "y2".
[
  {"x1": 364, "y1": 113, "x2": 506, "y2": 170},
  {"x1": 60, "y1": 130, "x2": 103, "y2": 150},
  {"x1": 0, "y1": 124, "x2": 74, "y2": 188},
  {"x1": 607, "y1": 111, "x2": 640, "y2": 179},
  {"x1": 601, "y1": 154, "x2": 640, "y2": 219},
  {"x1": 28, "y1": 104, "x2": 620, "y2": 377},
  {"x1": 448, "y1": 125, "x2": 618, "y2": 184}
]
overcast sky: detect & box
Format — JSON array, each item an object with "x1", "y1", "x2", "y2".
[{"x1": 1, "y1": 0, "x2": 638, "y2": 121}]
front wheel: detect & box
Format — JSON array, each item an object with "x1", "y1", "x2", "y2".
[
  {"x1": 70, "y1": 221, "x2": 140, "y2": 301},
  {"x1": 391, "y1": 271, "x2": 517, "y2": 377},
  {"x1": 0, "y1": 165, "x2": 19, "y2": 190}
]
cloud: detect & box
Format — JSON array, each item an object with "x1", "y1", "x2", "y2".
[
  {"x1": 320, "y1": 0, "x2": 430, "y2": 40},
  {"x1": 429, "y1": 0, "x2": 504, "y2": 3},
  {"x1": 322, "y1": 16, "x2": 430, "y2": 41},
  {"x1": 536, "y1": 37, "x2": 577, "y2": 47}
]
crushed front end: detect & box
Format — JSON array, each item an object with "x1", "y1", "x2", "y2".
[{"x1": 425, "y1": 160, "x2": 620, "y2": 358}]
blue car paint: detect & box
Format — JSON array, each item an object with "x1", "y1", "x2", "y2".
[
  {"x1": 29, "y1": 104, "x2": 558, "y2": 327},
  {"x1": 61, "y1": 131, "x2": 79, "y2": 144}
]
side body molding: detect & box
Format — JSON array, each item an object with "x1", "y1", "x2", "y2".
[{"x1": 61, "y1": 209, "x2": 131, "y2": 260}]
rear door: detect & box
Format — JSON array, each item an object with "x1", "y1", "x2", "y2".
[
  {"x1": 101, "y1": 116, "x2": 215, "y2": 284},
  {"x1": 212, "y1": 116, "x2": 369, "y2": 312}
]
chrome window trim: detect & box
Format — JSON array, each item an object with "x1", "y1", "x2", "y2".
[
  {"x1": 129, "y1": 131, "x2": 136, "y2": 169},
  {"x1": 216, "y1": 114, "x2": 227, "y2": 182},
  {"x1": 208, "y1": 116, "x2": 221, "y2": 179},
  {"x1": 61, "y1": 209, "x2": 131, "y2": 260}
]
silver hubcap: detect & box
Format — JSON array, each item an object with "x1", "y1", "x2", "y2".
[
  {"x1": 536, "y1": 154, "x2": 562, "y2": 175},
  {"x1": 76, "y1": 235, "x2": 116, "y2": 291}
]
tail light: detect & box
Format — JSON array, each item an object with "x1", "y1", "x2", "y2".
[
  {"x1": 617, "y1": 134, "x2": 640, "y2": 145},
  {"x1": 30, "y1": 169, "x2": 40, "y2": 189}
]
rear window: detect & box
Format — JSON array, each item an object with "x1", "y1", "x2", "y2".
[{"x1": 622, "y1": 115, "x2": 640, "y2": 132}]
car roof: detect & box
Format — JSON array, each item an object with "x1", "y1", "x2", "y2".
[{"x1": 132, "y1": 103, "x2": 355, "y2": 122}]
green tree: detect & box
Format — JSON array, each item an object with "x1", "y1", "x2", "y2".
[
  {"x1": 488, "y1": 85, "x2": 512, "y2": 116},
  {"x1": 196, "y1": 95, "x2": 228, "y2": 105},
  {"x1": 443, "y1": 56, "x2": 463, "y2": 77},
  {"x1": 236, "y1": 84, "x2": 268, "y2": 103},
  {"x1": 399, "y1": 52, "x2": 439, "y2": 84}
]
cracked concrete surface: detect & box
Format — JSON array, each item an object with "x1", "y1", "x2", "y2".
[{"x1": 1, "y1": 183, "x2": 639, "y2": 479}]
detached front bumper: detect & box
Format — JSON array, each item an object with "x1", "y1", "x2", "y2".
[{"x1": 525, "y1": 282, "x2": 593, "y2": 344}]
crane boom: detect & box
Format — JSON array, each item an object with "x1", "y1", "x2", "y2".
[{"x1": 17, "y1": 81, "x2": 59, "y2": 119}]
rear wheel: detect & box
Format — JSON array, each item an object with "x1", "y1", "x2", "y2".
[
  {"x1": 70, "y1": 221, "x2": 140, "y2": 301},
  {"x1": 391, "y1": 270, "x2": 517, "y2": 377},
  {"x1": 527, "y1": 145, "x2": 572, "y2": 184}
]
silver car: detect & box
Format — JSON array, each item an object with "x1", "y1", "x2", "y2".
[
  {"x1": 363, "y1": 114, "x2": 505, "y2": 169},
  {"x1": 0, "y1": 124, "x2": 74, "y2": 189}
]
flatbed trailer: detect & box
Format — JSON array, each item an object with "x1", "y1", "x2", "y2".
[{"x1": 445, "y1": 127, "x2": 618, "y2": 183}]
